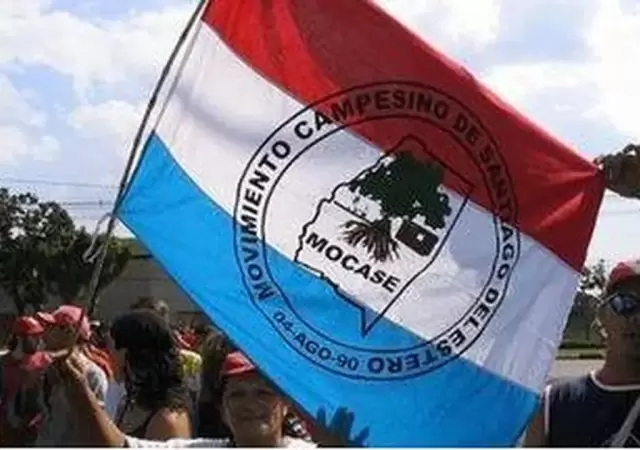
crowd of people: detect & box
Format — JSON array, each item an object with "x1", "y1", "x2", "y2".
[
  {"x1": 0, "y1": 146, "x2": 639, "y2": 447},
  {"x1": 0, "y1": 297, "x2": 325, "y2": 447}
]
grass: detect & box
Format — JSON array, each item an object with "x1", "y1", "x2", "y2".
[{"x1": 557, "y1": 348, "x2": 604, "y2": 360}]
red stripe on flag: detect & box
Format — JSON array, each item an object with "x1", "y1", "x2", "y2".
[{"x1": 202, "y1": 0, "x2": 604, "y2": 271}]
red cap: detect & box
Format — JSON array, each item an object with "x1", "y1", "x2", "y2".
[
  {"x1": 12, "y1": 316, "x2": 45, "y2": 336},
  {"x1": 18, "y1": 352, "x2": 52, "y2": 372},
  {"x1": 222, "y1": 351, "x2": 256, "y2": 377},
  {"x1": 52, "y1": 305, "x2": 91, "y2": 340},
  {"x1": 173, "y1": 331, "x2": 192, "y2": 350},
  {"x1": 35, "y1": 311, "x2": 56, "y2": 325},
  {"x1": 607, "y1": 258, "x2": 640, "y2": 292}
]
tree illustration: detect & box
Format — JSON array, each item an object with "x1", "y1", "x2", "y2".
[{"x1": 342, "y1": 151, "x2": 452, "y2": 262}]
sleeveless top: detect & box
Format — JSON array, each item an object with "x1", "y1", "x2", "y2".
[
  {"x1": 116, "y1": 397, "x2": 161, "y2": 439},
  {"x1": 547, "y1": 372, "x2": 640, "y2": 447},
  {"x1": 129, "y1": 412, "x2": 157, "y2": 439}
]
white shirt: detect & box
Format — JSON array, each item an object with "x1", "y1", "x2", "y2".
[
  {"x1": 125, "y1": 436, "x2": 317, "y2": 448},
  {"x1": 105, "y1": 380, "x2": 126, "y2": 419},
  {"x1": 36, "y1": 354, "x2": 108, "y2": 446}
]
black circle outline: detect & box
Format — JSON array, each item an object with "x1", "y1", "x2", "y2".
[{"x1": 232, "y1": 81, "x2": 521, "y2": 380}]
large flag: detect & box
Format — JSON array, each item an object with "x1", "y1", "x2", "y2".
[{"x1": 117, "y1": 0, "x2": 604, "y2": 446}]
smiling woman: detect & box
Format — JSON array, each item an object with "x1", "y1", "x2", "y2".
[{"x1": 217, "y1": 352, "x2": 312, "y2": 447}]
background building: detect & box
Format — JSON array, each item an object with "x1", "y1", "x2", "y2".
[{"x1": 0, "y1": 242, "x2": 208, "y2": 343}]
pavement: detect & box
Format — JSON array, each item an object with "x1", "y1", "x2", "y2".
[{"x1": 550, "y1": 359, "x2": 602, "y2": 379}]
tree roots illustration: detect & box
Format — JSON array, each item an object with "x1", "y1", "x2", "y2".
[{"x1": 342, "y1": 218, "x2": 399, "y2": 262}]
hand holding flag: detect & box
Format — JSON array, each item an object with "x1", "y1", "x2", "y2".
[{"x1": 596, "y1": 144, "x2": 640, "y2": 199}]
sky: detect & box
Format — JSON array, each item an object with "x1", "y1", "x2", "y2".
[{"x1": 1, "y1": 0, "x2": 639, "y2": 266}]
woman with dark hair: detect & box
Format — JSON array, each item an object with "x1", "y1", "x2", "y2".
[{"x1": 108, "y1": 310, "x2": 191, "y2": 440}]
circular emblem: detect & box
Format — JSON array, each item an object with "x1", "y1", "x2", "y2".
[{"x1": 233, "y1": 82, "x2": 521, "y2": 380}]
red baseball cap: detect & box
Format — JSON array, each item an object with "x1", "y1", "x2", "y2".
[
  {"x1": 18, "y1": 352, "x2": 52, "y2": 372},
  {"x1": 607, "y1": 258, "x2": 640, "y2": 292},
  {"x1": 12, "y1": 316, "x2": 45, "y2": 336},
  {"x1": 35, "y1": 311, "x2": 56, "y2": 325},
  {"x1": 222, "y1": 351, "x2": 256, "y2": 377},
  {"x1": 173, "y1": 331, "x2": 192, "y2": 350},
  {"x1": 52, "y1": 305, "x2": 91, "y2": 340}
]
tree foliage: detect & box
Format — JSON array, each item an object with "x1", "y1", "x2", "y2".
[
  {"x1": 578, "y1": 259, "x2": 608, "y2": 300},
  {"x1": 342, "y1": 151, "x2": 451, "y2": 262},
  {"x1": 564, "y1": 259, "x2": 608, "y2": 345},
  {"x1": 0, "y1": 188, "x2": 132, "y2": 314},
  {"x1": 348, "y1": 152, "x2": 452, "y2": 229}
]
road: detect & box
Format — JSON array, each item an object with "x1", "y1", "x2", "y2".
[{"x1": 550, "y1": 359, "x2": 602, "y2": 379}]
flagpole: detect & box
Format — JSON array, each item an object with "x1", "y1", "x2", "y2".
[{"x1": 81, "y1": 0, "x2": 209, "y2": 320}]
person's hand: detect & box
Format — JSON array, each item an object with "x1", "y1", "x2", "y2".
[
  {"x1": 52, "y1": 350, "x2": 126, "y2": 447},
  {"x1": 52, "y1": 349, "x2": 89, "y2": 397},
  {"x1": 313, "y1": 407, "x2": 370, "y2": 447},
  {"x1": 594, "y1": 144, "x2": 640, "y2": 198}
]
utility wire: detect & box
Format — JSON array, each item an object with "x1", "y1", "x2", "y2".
[{"x1": 0, "y1": 177, "x2": 118, "y2": 189}]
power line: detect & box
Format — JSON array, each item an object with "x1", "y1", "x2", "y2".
[
  {"x1": 54, "y1": 202, "x2": 640, "y2": 216},
  {"x1": 0, "y1": 178, "x2": 118, "y2": 189},
  {"x1": 2, "y1": 183, "x2": 639, "y2": 216},
  {"x1": 58, "y1": 200, "x2": 114, "y2": 207}
]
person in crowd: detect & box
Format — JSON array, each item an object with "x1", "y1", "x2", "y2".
[
  {"x1": 198, "y1": 333, "x2": 313, "y2": 442},
  {"x1": 108, "y1": 310, "x2": 192, "y2": 441},
  {"x1": 34, "y1": 312, "x2": 54, "y2": 344},
  {"x1": 129, "y1": 297, "x2": 202, "y2": 428},
  {"x1": 131, "y1": 297, "x2": 171, "y2": 323},
  {"x1": 0, "y1": 316, "x2": 50, "y2": 446},
  {"x1": 37, "y1": 308, "x2": 113, "y2": 381},
  {"x1": 88, "y1": 320, "x2": 116, "y2": 379},
  {"x1": 90, "y1": 320, "x2": 108, "y2": 349},
  {"x1": 526, "y1": 258, "x2": 640, "y2": 446},
  {"x1": 525, "y1": 145, "x2": 640, "y2": 446},
  {"x1": 54, "y1": 349, "x2": 324, "y2": 447},
  {"x1": 195, "y1": 325, "x2": 219, "y2": 355},
  {"x1": 197, "y1": 333, "x2": 235, "y2": 439},
  {"x1": 179, "y1": 345, "x2": 203, "y2": 423},
  {"x1": 174, "y1": 328, "x2": 192, "y2": 351},
  {"x1": 36, "y1": 304, "x2": 109, "y2": 446},
  {"x1": 182, "y1": 326, "x2": 199, "y2": 351}
]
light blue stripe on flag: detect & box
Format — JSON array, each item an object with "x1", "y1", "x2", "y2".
[{"x1": 117, "y1": 132, "x2": 538, "y2": 447}]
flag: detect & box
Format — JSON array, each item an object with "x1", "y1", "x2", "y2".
[{"x1": 117, "y1": 0, "x2": 604, "y2": 446}]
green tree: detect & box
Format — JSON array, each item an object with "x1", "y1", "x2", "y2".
[
  {"x1": 579, "y1": 259, "x2": 607, "y2": 298},
  {"x1": 0, "y1": 188, "x2": 132, "y2": 314},
  {"x1": 564, "y1": 259, "x2": 608, "y2": 345},
  {"x1": 342, "y1": 151, "x2": 452, "y2": 262}
]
